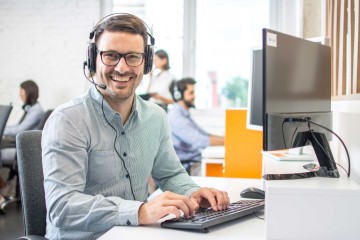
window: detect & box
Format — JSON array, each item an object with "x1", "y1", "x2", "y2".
[
  {"x1": 113, "y1": 0, "x2": 183, "y2": 94},
  {"x1": 195, "y1": 0, "x2": 269, "y2": 108},
  {"x1": 113, "y1": 0, "x2": 269, "y2": 108}
]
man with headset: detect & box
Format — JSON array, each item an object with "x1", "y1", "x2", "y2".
[
  {"x1": 41, "y1": 14, "x2": 229, "y2": 239},
  {"x1": 168, "y1": 78, "x2": 225, "y2": 175}
]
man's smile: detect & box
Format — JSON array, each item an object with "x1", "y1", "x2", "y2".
[{"x1": 110, "y1": 75, "x2": 131, "y2": 82}]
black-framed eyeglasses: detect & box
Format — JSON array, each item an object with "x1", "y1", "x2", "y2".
[{"x1": 98, "y1": 50, "x2": 145, "y2": 67}]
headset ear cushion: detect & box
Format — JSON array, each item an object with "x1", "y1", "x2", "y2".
[
  {"x1": 173, "y1": 84, "x2": 182, "y2": 101},
  {"x1": 174, "y1": 90, "x2": 182, "y2": 101},
  {"x1": 87, "y1": 43, "x2": 97, "y2": 73},
  {"x1": 144, "y1": 45, "x2": 153, "y2": 75}
]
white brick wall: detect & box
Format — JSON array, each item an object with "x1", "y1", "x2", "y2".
[{"x1": 0, "y1": 0, "x2": 103, "y2": 124}]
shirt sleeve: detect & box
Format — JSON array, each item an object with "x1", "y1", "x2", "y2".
[
  {"x1": 170, "y1": 111, "x2": 210, "y2": 150},
  {"x1": 151, "y1": 111, "x2": 201, "y2": 196},
  {"x1": 42, "y1": 111, "x2": 143, "y2": 232}
]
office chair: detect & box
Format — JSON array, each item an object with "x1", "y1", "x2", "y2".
[
  {"x1": 0, "y1": 104, "x2": 13, "y2": 212},
  {"x1": 35, "y1": 109, "x2": 53, "y2": 131},
  {"x1": 0, "y1": 104, "x2": 13, "y2": 165},
  {"x1": 0, "y1": 109, "x2": 53, "y2": 213},
  {"x1": 16, "y1": 130, "x2": 48, "y2": 240}
]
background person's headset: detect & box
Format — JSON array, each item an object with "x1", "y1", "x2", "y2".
[
  {"x1": 173, "y1": 82, "x2": 182, "y2": 101},
  {"x1": 85, "y1": 13, "x2": 155, "y2": 76},
  {"x1": 171, "y1": 78, "x2": 196, "y2": 102}
]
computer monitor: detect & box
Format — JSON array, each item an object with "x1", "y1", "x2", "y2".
[
  {"x1": 246, "y1": 47, "x2": 263, "y2": 131},
  {"x1": 262, "y1": 28, "x2": 339, "y2": 179}
]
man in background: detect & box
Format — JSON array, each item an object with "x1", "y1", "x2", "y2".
[{"x1": 168, "y1": 78, "x2": 225, "y2": 175}]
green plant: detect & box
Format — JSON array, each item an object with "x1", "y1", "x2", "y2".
[{"x1": 222, "y1": 76, "x2": 248, "y2": 107}]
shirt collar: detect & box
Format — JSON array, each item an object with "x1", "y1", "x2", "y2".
[
  {"x1": 173, "y1": 103, "x2": 190, "y2": 117},
  {"x1": 89, "y1": 86, "x2": 141, "y2": 123}
]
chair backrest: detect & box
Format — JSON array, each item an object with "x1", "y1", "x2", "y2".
[
  {"x1": 0, "y1": 104, "x2": 13, "y2": 139},
  {"x1": 16, "y1": 130, "x2": 46, "y2": 236},
  {"x1": 0, "y1": 105, "x2": 13, "y2": 161},
  {"x1": 36, "y1": 109, "x2": 53, "y2": 130}
]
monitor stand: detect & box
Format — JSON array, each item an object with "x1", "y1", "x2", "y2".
[{"x1": 263, "y1": 130, "x2": 340, "y2": 180}]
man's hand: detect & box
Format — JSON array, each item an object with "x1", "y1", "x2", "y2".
[
  {"x1": 190, "y1": 187, "x2": 230, "y2": 211},
  {"x1": 138, "y1": 191, "x2": 195, "y2": 225}
]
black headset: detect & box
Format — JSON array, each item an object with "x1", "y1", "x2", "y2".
[{"x1": 86, "y1": 13, "x2": 155, "y2": 75}]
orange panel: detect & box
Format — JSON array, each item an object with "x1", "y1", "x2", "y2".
[
  {"x1": 206, "y1": 163, "x2": 224, "y2": 177},
  {"x1": 224, "y1": 109, "x2": 263, "y2": 178}
]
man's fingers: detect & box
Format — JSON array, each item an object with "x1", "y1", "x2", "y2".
[
  {"x1": 190, "y1": 187, "x2": 230, "y2": 211},
  {"x1": 209, "y1": 188, "x2": 230, "y2": 210},
  {"x1": 160, "y1": 191, "x2": 195, "y2": 217}
]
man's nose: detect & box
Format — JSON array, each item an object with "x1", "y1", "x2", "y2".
[{"x1": 114, "y1": 56, "x2": 129, "y2": 73}]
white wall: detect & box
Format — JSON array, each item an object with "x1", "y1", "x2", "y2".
[
  {"x1": 332, "y1": 101, "x2": 360, "y2": 184},
  {"x1": 0, "y1": 0, "x2": 103, "y2": 124}
]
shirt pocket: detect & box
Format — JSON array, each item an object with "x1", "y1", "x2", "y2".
[{"x1": 88, "y1": 150, "x2": 116, "y2": 184}]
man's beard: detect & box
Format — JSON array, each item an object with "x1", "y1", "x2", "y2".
[{"x1": 184, "y1": 99, "x2": 195, "y2": 108}]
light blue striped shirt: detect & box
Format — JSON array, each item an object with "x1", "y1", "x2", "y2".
[
  {"x1": 42, "y1": 86, "x2": 200, "y2": 240},
  {"x1": 167, "y1": 103, "x2": 210, "y2": 161}
]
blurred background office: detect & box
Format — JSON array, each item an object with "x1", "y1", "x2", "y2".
[
  {"x1": 0, "y1": 0, "x2": 271, "y2": 123},
  {"x1": 0, "y1": 0, "x2": 359, "y2": 177},
  {"x1": 0, "y1": 0, "x2": 317, "y2": 126}
]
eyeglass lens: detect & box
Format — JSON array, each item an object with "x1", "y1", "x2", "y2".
[{"x1": 101, "y1": 51, "x2": 144, "y2": 67}]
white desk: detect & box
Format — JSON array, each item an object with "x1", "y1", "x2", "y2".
[
  {"x1": 263, "y1": 156, "x2": 360, "y2": 240},
  {"x1": 99, "y1": 177, "x2": 265, "y2": 240}
]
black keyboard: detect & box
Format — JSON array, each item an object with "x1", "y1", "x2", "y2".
[{"x1": 161, "y1": 199, "x2": 265, "y2": 232}]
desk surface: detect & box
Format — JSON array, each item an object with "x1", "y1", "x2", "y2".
[{"x1": 99, "y1": 177, "x2": 265, "y2": 240}]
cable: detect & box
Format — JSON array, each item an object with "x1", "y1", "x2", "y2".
[
  {"x1": 101, "y1": 97, "x2": 137, "y2": 200},
  {"x1": 336, "y1": 163, "x2": 349, "y2": 176},
  {"x1": 290, "y1": 126, "x2": 298, "y2": 148},
  {"x1": 253, "y1": 211, "x2": 264, "y2": 220},
  {"x1": 308, "y1": 129, "x2": 348, "y2": 176},
  {"x1": 283, "y1": 117, "x2": 351, "y2": 177},
  {"x1": 281, "y1": 119, "x2": 299, "y2": 149},
  {"x1": 308, "y1": 130, "x2": 331, "y2": 161},
  {"x1": 306, "y1": 119, "x2": 351, "y2": 177},
  {"x1": 281, "y1": 120, "x2": 287, "y2": 148}
]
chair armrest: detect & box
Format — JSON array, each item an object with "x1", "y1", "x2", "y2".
[{"x1": 18, "y1": 236, "x2": 49, "y2": 240}]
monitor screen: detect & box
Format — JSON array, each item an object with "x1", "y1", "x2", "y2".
[
  {"x1": 262, "y1": 28, "x2": 332, "y2": 151},
  {"x1": 246, "y1": 47, "x2": 263, "y2": 131}
]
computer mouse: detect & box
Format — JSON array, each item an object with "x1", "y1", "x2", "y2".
[{"x1": 240, "y1": 187, "x2": 265, "y2": 199}]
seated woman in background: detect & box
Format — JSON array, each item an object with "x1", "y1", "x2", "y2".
[
  {"x1": 1, "y1": 80, "x2": 44, "y2": 199},
  {"x1": 3, "y1": 80, "x2": 44, "y2": 137}
]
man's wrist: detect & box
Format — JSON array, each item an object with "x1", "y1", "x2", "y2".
[{"x1": 138, "y1": 202, "x2": 146, "y2": 225}]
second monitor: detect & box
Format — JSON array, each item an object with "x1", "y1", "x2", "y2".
[{"x1": 262, "y1": 28, "x2": 339, "y2": 179}]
